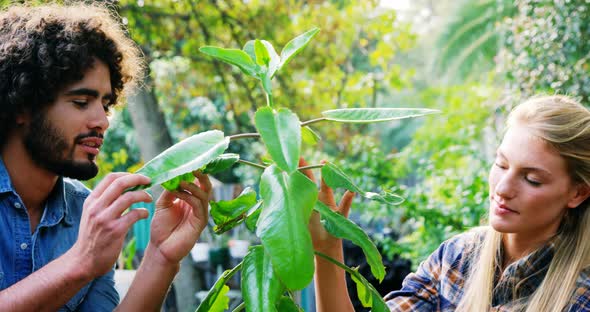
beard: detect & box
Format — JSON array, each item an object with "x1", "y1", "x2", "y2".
[{"x1": 23, "y1": 112, "x2": 101, "y2": 180}]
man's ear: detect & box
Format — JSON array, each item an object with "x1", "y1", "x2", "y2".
[
  {"x1": 567, "y1": 183, "x2": 590, "y2": 209},
  {"x1": 15, "y1": 111, "x2": 31, "y2": 127}
]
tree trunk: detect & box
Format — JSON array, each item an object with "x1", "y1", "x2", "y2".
[{"x1": 127, "y1": 75, "x2": 202, "y2": 311}]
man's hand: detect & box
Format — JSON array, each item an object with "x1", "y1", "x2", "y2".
[
  {"x1": 299, "y1": 159, "x2": 355, "y2": 253},
  {"x1": 149, "y1": 171, "x2": 212, "y2": 265},
  {"x1": 70, "y1": 173, "x2": 152, "y2": 279}
]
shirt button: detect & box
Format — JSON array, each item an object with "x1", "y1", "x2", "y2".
[
  {"x1": 20, "y1": 243, "x2": 28, "y2": 250},
  {"x1": 13, "y1": 202, "x2": 22, "y2": 209}
]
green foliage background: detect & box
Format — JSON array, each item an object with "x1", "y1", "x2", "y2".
[{"x1": 4, "y1": 0, "x2": 589, "y2": 277}]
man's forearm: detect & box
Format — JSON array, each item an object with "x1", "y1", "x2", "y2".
[
  {"x1": 314, "y1": 243, "x2": 355, "y2": 312},
  {"x1": 0, "y1": 249, "x2": 93, "y2": 312},
  {"x1": 117, "y1": 244, "x2": 180, "y2": 312}
]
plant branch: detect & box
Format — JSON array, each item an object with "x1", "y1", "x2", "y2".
[
  {"x1": 231, "y1": 302, "x2": 245, "y2": 312},
  {"x1": 298, "y1": 164, "x2": 324, "y2": 171},
  {"x1": 238, "y1": 159, "x2": 267, "y2": 170},
  {"x1": 229, "y1": 133, "x2": 261, "y2": 141},
  {"x1": 301, "y1": 117, "x2": 327, "y2": 127},
  {"x1": 314, "y1": 251, "x2": 351, "y2": 273}
]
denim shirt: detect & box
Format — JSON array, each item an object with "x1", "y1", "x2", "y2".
[{"x1": 0, "y1": 158, "x2": 119, "y2": 311}]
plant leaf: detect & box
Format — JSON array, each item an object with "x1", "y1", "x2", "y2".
[
  {"x1": 301, "y1": 126, "x2": 321, "y2": 145},
  {"x1": 245, "y1": 201, "x2": 263, "y2": 232},
  {"x1": 243, "y1": 40, "x2": 257, "y2": 63},
  {"x1": 255, "y1": 39, "x2": 271, "y2": 66},
  {"x1": 321, "y1": 108, "x2": 439, "y2": 123},
  {"x1": 255, "y1": 107, "x2": 301, "y2": 173},
  {"x1": 279, "y1": 27, "x2": 320, "y2": 70},
  {"x1": 202, "y1": 153, "x2": 239, "y2": 175},
  {"x1": 210, "y1": 187, "x2": 258, "y2": 234},
  {"x1": 200, "y1": 46, "x2": 261, "y2": 77},
  {"x1": 133, "y1": 130, "x2": 229, "y2": 190},
  {"x1": 195, "y1": 263, "x2": 242, "y2": 312},
  {"x1": 161, "y1": 172, "x2": 195, "y2": 191},
  {"x1": 241, "y1": 246, "x2": 284, "y2": 312},
  {"x1": 276, "y1": 296, "x2": 304, "y2": 311},
  {"x1": 350, "y1": 268, "x2": 372, "y2": 307},
  {"x1": 315, "y1": 201, "x2": 386, "y2": 282},
  {"x1": 257, "y1": 165, "x2": 317, "y2": 290},
  {"x1": 315, "y1": 252, "x2": 389, "y2": 312},
  {"x1": 321, "y1": 162, "x2": 404, "y2": 205},
  {"x1": 261, "y1": 40, "x2": 280, "y2": 78}
]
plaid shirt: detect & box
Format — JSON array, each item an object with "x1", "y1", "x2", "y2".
[{"x1": 384, "y1": 230, "x2": 590, "y2": 311}]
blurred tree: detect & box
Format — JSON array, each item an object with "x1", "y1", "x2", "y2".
[
  {"x1": 498, "y1": 0, "x2": 590, "y2": 102},
  {"x1": 428, "y1": 0, "x2": 516, "y2": 84}
]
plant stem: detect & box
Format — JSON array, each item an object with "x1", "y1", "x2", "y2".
[
  {"x1": 238, "y1": 159, "x2": 267, "y2": 170},
  {"x1": 223, "y1": 261, "x2": 244, "y2": 280},
  {"x1": 297, "y1": 164, "x2": 325, "y2": 171},
  {"x1": 231, "y1": 302, "x2": 245, "y2": 312},
  {"x1": 266, "y1": 92, "x2": 274, "y2": 107},
  {"x1": 229, "y1": 133, "x2": 261, "y2": 141},
  {"x1": 301, "y1": 117, "x2": 327, "y2": 127},
  {"x1": 314, "y1": 251, "x2": 351, "y2": 273}
]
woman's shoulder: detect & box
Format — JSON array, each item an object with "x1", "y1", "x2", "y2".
[
  {"x1": 437, "y1": 227, "x2": 487, "y2": 256},
  {"x1": 568, "y1": 267, "x2": 590, "y2": 310},
  {"x1": 426, "y1": 227, "x2": 488, "y2": 269}
]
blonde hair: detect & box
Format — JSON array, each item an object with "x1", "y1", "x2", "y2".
[{"x1": 457, "y1": 95, "x2": 590, "y2": 312}]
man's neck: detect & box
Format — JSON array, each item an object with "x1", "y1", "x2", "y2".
[{"x1": 2, "y1": 136, "x2": 58, "y2": 213}]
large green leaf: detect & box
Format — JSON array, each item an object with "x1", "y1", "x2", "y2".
[
  {"x1": 133, "y1": 130, "x2": 229, "y2": 190},
  {"x1": 279, "y1": 27, "x2": 320, "y2": 71},
  {"x1": 201, "y1": 153, "x2": 239, "y2": 175},
  {"x1": 241, "y1": 246, "x2": 284, "y2": 312},
  {"x1": 301, "y1": 126, "x2": 321, "y2": 145},
  {"x1": 321, "y1": 108, "x2": 439, "y2": 123},
  {"x1": 315, "y1": 201, "x2": 385, "y2": 282},
  {"x1": 257, "y1": 165, "x2": 317, "y2": 290},
  {"x1": 210, "y1": 187, "x2": 258, "y2": 234},
  {"x1": 199, "y1": 46, "x2": 261, "y2": 77},
  {"x1": 315, "y1": 251, "x2": 389, "y2": 312},
  {"x1": 195, "y1": 262, "x2": 242, "y2": 312},
  {"x1": 255, "y1": 107, "x2": 301, "y2": 173},
  {"x1": 321, "y1": 162, "x2": 404, "y2": 205},
  {"x1": 276, "y1": 296, "x2": 304, "y2": 311}
]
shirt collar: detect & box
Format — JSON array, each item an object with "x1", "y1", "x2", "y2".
[
  {"x1": 0, "y1": 156, "x2": 72, "y2": 226},
  {"x1": 493, "y1": 239, "x2": 556, "y2": 305},
  {"x1": 41, "y1": 176, "x2": 73, "y2": 227},
  {"x1": 0, "y1": 157, "x2": 14, "y2": 194}
]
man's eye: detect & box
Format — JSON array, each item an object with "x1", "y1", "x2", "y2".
[
  {"x1": 72, "y1": 100, "x2": 88, "y2": 107},
  {"x1": 103, "y1": 105, "x2": 112, "y2": 116}
]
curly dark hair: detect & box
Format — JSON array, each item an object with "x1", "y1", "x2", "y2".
[{"x1": 0, "y1": 3, "x2": 143, "y2": 148}]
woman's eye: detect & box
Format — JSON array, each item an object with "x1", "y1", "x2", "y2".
[
  {"x1": 525, "y1": 177, "x2": 542, "y2": 186},
  {"x1": 494, "y1": 163, "x2": 507, "y2": 169}
]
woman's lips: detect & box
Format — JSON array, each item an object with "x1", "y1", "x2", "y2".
[{"x1": 492, "y1": 199, "x2": 519, "y2": 215}]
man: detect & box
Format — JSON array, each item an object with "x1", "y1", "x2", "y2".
[{"x1": 0, "y1": 4, "x2": 211, "y2": 311}]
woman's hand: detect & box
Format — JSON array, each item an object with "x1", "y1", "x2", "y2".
[
  {"x1": 299, "y1": 159, "x2": 355, "y2": 253},
  {"x1": 149, "y1": 171, "x2": 212, "y2": 265}
]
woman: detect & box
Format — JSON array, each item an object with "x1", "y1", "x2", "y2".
[{"x1": 312, "y1": 95, "x2": 590, "y2": 311}]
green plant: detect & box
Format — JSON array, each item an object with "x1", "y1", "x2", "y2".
[{"x1": 132, "y1": 28, "x2": 436, "y2": 311}]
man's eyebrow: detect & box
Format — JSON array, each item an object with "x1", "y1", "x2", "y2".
[{"x1": 64, "y1": 88, "x2": 113, "y2": 101}]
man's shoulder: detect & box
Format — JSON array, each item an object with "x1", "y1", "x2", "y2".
[{"x1": 62, "y1": 178, "x2": 92, "y2": 199}]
